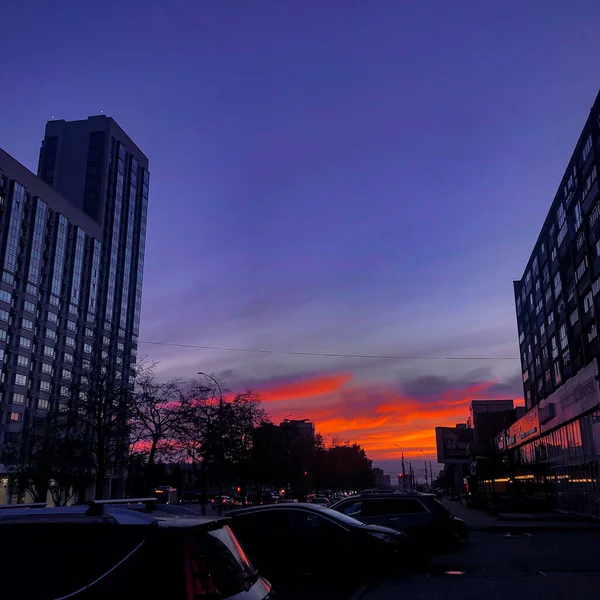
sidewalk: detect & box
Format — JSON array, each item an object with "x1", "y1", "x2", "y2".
[{"x1": 442, "y1": 499, "x2": 600, "y2": 533}]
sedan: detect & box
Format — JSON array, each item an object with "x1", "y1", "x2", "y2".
[{"x1": 228, "y1": 503, "x2": 429, "y2": 589}]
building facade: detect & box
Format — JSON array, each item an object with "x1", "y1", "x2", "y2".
[
  {"x1": 0, "y1": 116, "x2": 149, "y2": 498},
  {"x1": 492, "y1": 89, "x2": 600, "y2": 515}
]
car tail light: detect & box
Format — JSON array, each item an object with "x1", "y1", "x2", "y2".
[{"x1": 184, "y1": 539, "x2": 218, "y2": 598}]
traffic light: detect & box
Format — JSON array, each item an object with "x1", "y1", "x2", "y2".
[{"x1": 398, "y1": 473, "x2": 403, "y2": 478}]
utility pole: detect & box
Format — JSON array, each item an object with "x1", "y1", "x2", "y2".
[
  {"x1": 401, "y1": 452, "x2": 406, "y2": 492},
  {"x1": 429, "y1": 461, "x2": 434, "y2": 487}
]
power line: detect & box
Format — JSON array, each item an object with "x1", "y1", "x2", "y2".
[{"x1": 138, "y1": 340, "x2": 520, "y2": 361}]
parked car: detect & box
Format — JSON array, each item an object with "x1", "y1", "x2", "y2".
[
  {"x1": 309, "y1": 496, "x2": 330, "y2": 506},
  {"x1": 227, "y1": 503, "x2": 429, "y2": 590},
  {"x1": 0, "y1": 499, "x2": 274, "y2": 600},
  {"x1": 329, "y1": 492, "x2": 467, "y2": 554}
]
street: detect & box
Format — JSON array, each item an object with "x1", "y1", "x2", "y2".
[{"x1": 360, "y1": 529, "x2": 600, "y2": 600}]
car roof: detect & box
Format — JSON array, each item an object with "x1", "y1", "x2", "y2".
[
  {"x1": 334, "y1": 493, "x2": 435, "y2": 502},
  {"x1": 229, "y1": 502, "x2": 331, "y2": 516}
]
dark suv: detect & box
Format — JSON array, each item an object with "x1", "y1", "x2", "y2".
[
  {"x1": 330, "y1": 492, "x2": 467, "y2": 554},
  {"x1": 0, "y1": 498, "x2": 273, "y2": 599}
]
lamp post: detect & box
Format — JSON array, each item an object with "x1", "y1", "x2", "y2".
[{"x1": 198, "y1": 372, "x2": 224, "y2": 516}]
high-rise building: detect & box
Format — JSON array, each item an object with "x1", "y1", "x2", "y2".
[
  {"x1": 0, "y1": 115, "x2": 149, "y2": 467},
  {"x1": 514, "y1": 92, "x2": 600, "y2": 409}
]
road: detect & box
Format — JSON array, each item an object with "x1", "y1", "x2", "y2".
[{"x1": 360, "y1": 530, "x2": 600, "y2": 600}]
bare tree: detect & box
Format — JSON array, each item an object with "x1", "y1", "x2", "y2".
[{"x1": 129, "y1": 363, "x2": 190, "y2": 489}]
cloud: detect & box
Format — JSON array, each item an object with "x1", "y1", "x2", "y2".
[{"x1": 246, "y1": 371, "x2": 524, "y2": 461}]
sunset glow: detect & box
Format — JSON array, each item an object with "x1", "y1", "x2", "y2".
[{"x1": 254, "y1": 373, "x2": 524, "y2": 460}]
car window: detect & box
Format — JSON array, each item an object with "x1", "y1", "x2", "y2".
[
  {"x1": 361, "y1": 498, "x2": 428, "y2": 517},
  {"x1": 284, "y1": 509, "x2": 341, "y2": 532},
  {"x1": 338, "y1": 501, "x2": 362, "y2": 518}
]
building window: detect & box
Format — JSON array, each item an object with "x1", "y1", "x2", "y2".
[
  {"x1": 19, "y1": 337, "x2": 31, "y2": 349},
  {"x1": 63, "y1": 353, "x2": 73, "y2": 363},
  {"x1": 23, "y1": 301, "x2": 35, "y2": 313},
  {"x1": 570, "y1": 308, "x2": 579, "y2": 326},
  {"x1": 559, "y1": 324, "x2": 568, "y2": 350},
  {"x1": 554, "y1": 362, "x2": 562, "y2": 385},
  {"x1": 577, "y1": 232, "x2": 586, "y2": 251},
  {"x1": 49, "y1": 295, "x2": 60, "y2": 307},
  {"x1": 45, "y1": 329, "x2": 57, "y2": 341},
  {"x1": 535, "y1": 279, "x2": 541, "y2": 292},
  {"x1": 551, "y1": 247, "x2": 557, "y2": 262},
  {"x1": 554, "y1": 273, "x2": 562, "y2": 297},
  {"x1": 593, "y1": 278, "x2": 600, "y2": 297},
  {"x1": 584, "y1": 292, "x2": 594, "y2": 313},
  {"x1": 41, "y1": 362, "x2": 52, "y2": 375},
  {"x1": 83, "y1": 343, "x2": 92, "y2": 354},
  {"x1": 548, "y1": 312, "x2": 555, "y2": 326},
  {"x1": 589, "y1": 325, "x2": 598, "y2": 343},
  {"x1": 563, "y1": 350, "x2": 571, "y2": 366},
  {"x1": 576, "y1": 257, "x2": 589, "y2": 282},
  {"x1": 551, "y1": 336, "x2": 558, "y2": 359},
  {"x1": 65, "y1": 336, "x2": 75, "y2": 348},
  {"x1": 583, "y1": 135, "x2": 593, "y2": 161},
  {"x1": 21, "y1": 318, "x2": 33, "y2": 331},
  {"x1": 12, "y1": 393, "x2": 24, "y2": 405},
  {"x1": 38, "y1": 399, "x2": 49, "y2": 410},
  {"x1": 15, "y1": 374, "x2": 27, "y2": 386},
  {"x1": 16, "y1": 355, "x2": 28, "y2": 368},
  {"x1": 83, "y1": 359, "x2": 91, "y2": 370},
  {"x1": 523, "y1": 370, "x2": 529, "y2": 383},
  {"x1": 0, "y1": 329, "x2": 7, "y2": 342},
  {"x1": 10, "y1": 412, "x2": 21, "y2": 422},
  {"x1": 2, "y1": 272, "x2": 14, "y2": 285},
  {"x1": 47, "y1": 311, "x2": 58, "y2": 323},
  {"x1": 574, "y1": 202, "x2": 583, "y2": 231},
  {"x1": 540, "y1": 323, "x2": 546, "y2": 337},
  {"x1": 0, "y1": 309, "x2": 9, "y2": 322},
  {"x1": 60, "y1": 386, "x2": 69, "y2": 398},
  {"x1": 67, "y1": 320, "x2": 76, "y2": 331},
  {"x1": 85, "y1": 328, "x2": 93, "y2": 338},
  {"x1": 536, "y1": 299, "x2": 543, "y2": 314},
  {"x1": 25, "y1": 283, "x2": 37, "y2": 296},
  {"x1": 542, "y1": 346, "x2": 549, "y2": 360},
  {"x1": 61, "y1": 369, "x2": 71, "y2": 380},
  {"x1": 545, "y1": 287, "x2": 552, "y2": 303},
  {"x1": 103, "y1": 336, "x2": 110, "y2": 346},
  {"x1": 43, "y1": 346, "x2": 54, "y2": 358},
  {"x1": 0, "y1": 290, "x2": 11, "y2": 304},
  {"x1": 40, "y1": 381, "x2": 51, "y2": 392}
]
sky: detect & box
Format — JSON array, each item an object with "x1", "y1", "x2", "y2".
[{"x1": 2, "y1": 0, "x2": 600, "y2": 479}]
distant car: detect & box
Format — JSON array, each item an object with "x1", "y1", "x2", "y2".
[
  {"x1": 228, "y1": 503, "x2": 429, "y2": 590},
  {"x1": 330, "y1": 492, "x2": 467, "y2": 554},
  {"x1": 0, "y1": 499, "x2": 273, "y2": 599},
  {"x1": 310, "y1": 496, "x2": 330, "y2": 506}
]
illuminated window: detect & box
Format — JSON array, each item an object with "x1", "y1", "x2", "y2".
[
  {"x1": 15, "y1": 374, "x2": 27, "y2": 386},
  {"x1": 16, "y1": 355, "x2": 29, "y2": 368}
]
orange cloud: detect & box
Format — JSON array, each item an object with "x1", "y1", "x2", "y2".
[
  {"x1": 260, "y1": 373, "x2": 353, "y2": 402},
  {"x1": 251, "y1": 373, "x2": 524, "y2": 461}
]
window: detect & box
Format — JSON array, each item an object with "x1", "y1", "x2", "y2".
[
  {"x1": 10, "y1": 412, "x2": 21, "y2": 422},
  {"x1": 559, "y1": 324, "x2": 568, "y2": 350},
  {"x1": 85, "y1": 328, "x2": 93, "y2": 338},
  {"x1": 0, "y1": 290, "x2": 11, "y2": 304},
  {"x1": 69, "y1": 304, "x2": 77, "y2": 315},
  {"x1": 40, "y1": 381, "x2": 51, "y2": 392},
  {"x1": 551, "y1": 336, "x2": 558, "y2": 359},
  {"x1": 45, "y1": 329, "x2": 56, "y2": 341},
  {"x1": 523, "y1": 370, "x2": 529, "y2": 382},
  {"x1": 47, "y1": 311, "x2": 58, "y2": 323},
  {"x1": 535, "y1": 279, "x2": 541, "y2": 292},
  {"x1": 563, "y1": 350, "x2": 571, "y2": 366},
  {"x1": 362, "y1": 498, "x2": 428, "y2": 517},
  {"x1": 1, "y1": 272, "x2": 14, "y2": 285},
  {"x1": 63, "y1": 353, "x2": 73, "y2": 363},
  {"x1": 60, "y1": 386, "x2": 69, "y2": 398},
  {"x1": 591, "y1": 202, "x2": 600, "y2": 227},
  {"x1": 67, "y1": 320, "x2": 76, "y2": 331},
  {"x1": 536, "y1": 299, "x2": 543, "y2": 314},
  {"x1": 535, "y1": 355, "x2": 541, "y2": 367},
  {"x1": 16, "y1": 355, "x2": 28, "y2": 368},
  {"x1": 0, "y1": 329, "x2": 7, "y2": 342},
  {"x1": 49, "y1": 295, "x2": 60, "y2": 307},
  {"x1": 21, "y1": 318, "x2": 33, "y2": 331},
  {"x1": 548, "y1": 312, "x2": 555, "y2": 326},
  {"x1": 554, "y1": 362, "x2": 562, "y2": 385},
  {"x1": 0, "y1": 309, "x2": 9, "y2": 322},
  {"x1": 118, "y1": 342, "x2": 124, "y2": 352},
  {"x1": 19, "y1": 337, "x2": 31, "y2": 349},
  {"x1": 554, "y1": 273, "x2": 562, "y2": 297},
  {"x1": 593, "y1": 278, "x2": 600, "y2": 297},
  {"x1": 584, "y1": 165, "x2": 598, "y2": 198},
  {"x1": 37, "y1": 399, "x2": 49, "y2": 410},
  {"x1": 551, "y1": 247, "x2": 557, "y2": 262},
  {"x1": 557, "y1": 203, "x2": 566, "y2": 228},
  {"x1": 590, "y1": 325, "x2": 598, "y2": 343},
  {"x1": 83, "y1": 359, "x2": 91, "y2": 370},
  {"x1": 540, "y1": 323, "x2": 546, "y2": 337},
  {"x1": 543, "y1": 346, "x2": 549, "y2": 360},
  {"x1": 14, "y1": 374, "x2": 27, "y2": 386},
  {"x1": 584, "y1": 292, "x2": 594, "y2": 313},
  {"x1": 12, "y1": 393, "x2": 24, "y2": 405},
  {"x1": 25, "y1": 283, "x2": 37, "y2": 296},
  {"x1": 519, "y1": 331, "x2": 525, "y2": 344},
  {"x1": 545, "y1": 287, "x2": 552, "y2": 303},
  {"x1": 83, "y1": 343, "x2": 92, "y2": 354},
  {"x1": 65, "y1": 336, "x2": 75, "y2": 348},
  {"x1": 23, "y1": 301, "x2": 35, "y2": 313},
  {"x1": 61, "y1": 369, "x2": 71, "y2": 380},
  {"x1": 570, "y1": 308, "x2": 579, "y2": 326},
  {"x1": 576, "y1": 257, "x2": 589, "y2": 282},
  {"x1": 103, "y1": 336, "x2": 110, "y2": 346},
  {"x1": 43, "y1": 346, "x2": 54, "y2": 358},
  {"x1": 574, "y1": 203, "x2": 583, "y2": 231},
  {"x1": 41, "y1": 362, "x2": 52, "y2": 375},
  {"x1": 583, "y1": 134, "x2": 593, "y2": 161}
]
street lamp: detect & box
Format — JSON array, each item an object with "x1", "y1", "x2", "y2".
[{"x1": 198, "y1": 372, "x2": 224, "y2": 516}]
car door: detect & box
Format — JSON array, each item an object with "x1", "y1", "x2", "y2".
[{"x1": 360, "y1": 498, "x2": 431, "y2": 536}]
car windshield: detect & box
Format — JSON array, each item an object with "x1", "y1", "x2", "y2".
[{"x1": 309, "y1": 505, "x2": 366, "y2": 527}]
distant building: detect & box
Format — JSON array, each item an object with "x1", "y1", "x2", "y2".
[
  {"x1": 280, "y1": 419, "x2": 315, "y2": 441},
  {"x1": 373, "y1": 467, "x2": 391, "y2": 488}
]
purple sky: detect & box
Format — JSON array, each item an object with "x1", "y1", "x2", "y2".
[{"x1": 3, "y1": 0, "x2": 600, "y2": 475}]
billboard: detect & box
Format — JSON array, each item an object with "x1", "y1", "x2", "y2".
[
  {"x1": 435, "y1": 426, "x2": 473, "y2": 464},
  {"x1": 506, "y1": 405, "x2": 539, "y2": 449}
]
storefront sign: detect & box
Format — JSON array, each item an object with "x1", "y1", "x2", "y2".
[
  {"x1": 435, "y1": 426, "x2": 473, "y2": 464},
  {"x1": 495, "y1": 432, "x2": 506, "y2": 452},
  {"x1": 506, "y1": 405, "x2": 539, "y2": 449}
]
